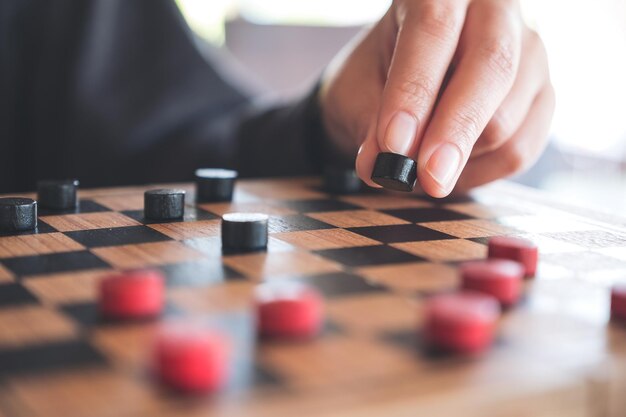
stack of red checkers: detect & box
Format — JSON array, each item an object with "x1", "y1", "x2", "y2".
[
  {"x1": 460, "y1": 259, "x2": 524, "y2": 307},
  {"x1": 611, "y1": 285, "x2": 626, "y2": 322},
  {"x1": 488, "y1": 236, "x2": 538, "y2": 278},
  {"x1": 255, "y1": 281, "x2": 324, "y2": 339},
  {"x1": 424, "y1": 292, "x2": 500, "y2": 354},
  {"x1": 99, "y1": 269, "x2": 164, "y2": 320},
  {"x1": 154, "y1": 325, "x2": 230, "y2": 393}
]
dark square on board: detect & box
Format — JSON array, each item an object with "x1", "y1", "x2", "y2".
[
  {"x1": 347, "y1": 224, "x2": 456, "y2": 244},
  {"x1": 0, "y1": 220, "x2": 57, "y2": 237},
  {"x1": 121, "y1": 207, "x2": 218, "y2": 224},
  {"x1": 65, "y1": 225, "x2": 172, "y2": 248},
  {"x1": 315, "y1": 245, "x2": 424, "y2": 267},
  {"x1": 0, "y1": 340, "x2": 107, "y2": 376},
  {"x1": 159, "y1": 259, "x2": 243, "y2": 287},
  {"x1": 268, "y1": 214, "x2": 334, "y2": 233},
  {"x1": 382, "y1": 207, "x2": 473, "y2": 223},
  {"x1": 281, "y1": 199, "x2": 360, "y2": 213},
  {"x1": 2, "y1": 251, "x2": 110, "y2": 277},
  {"x1": 292, "y1": 271, "x2": 388, "y2": 298},
  {"x1": 37, "y1": 199, "x2": 111, "y2": 216},
  {"x1": 0, "y1": 283, "x2": 39, "y2": 307}
]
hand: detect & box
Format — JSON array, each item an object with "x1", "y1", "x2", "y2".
[{"x1": 319, "y1": 0, "x2": 555, "y2": 197}]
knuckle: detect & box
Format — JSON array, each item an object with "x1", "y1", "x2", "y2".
[
  {"x1": 414, "y1": 1, "x2": 463, "y2": 40},
  {"x1": 395, "y1": 73, "x2": 437, "y2": 103},
  {"x1": 502, "y1": 142, "x2": 527, "y2": 174},
  {"x1": 481, "y1": 113, "x2": 513, "y2": 150},
  {"x1": 450, "y1": 104, "x2": 487, "y2": 151},
  {"x1": 479, "y1": 37, "x2": 518, "y2": 83}
]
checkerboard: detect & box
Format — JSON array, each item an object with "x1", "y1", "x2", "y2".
[{"x1": 0, "y1": 177, "x2": 625, "y2": 417}]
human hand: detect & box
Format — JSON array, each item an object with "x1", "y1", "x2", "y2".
[{"x1": 320, "y1": 0, "x2": 554, "y2": 197}]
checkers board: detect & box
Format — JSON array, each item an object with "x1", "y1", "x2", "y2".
[{"x1": 0, "y1": 177, "x2": 625, "y2": 417}]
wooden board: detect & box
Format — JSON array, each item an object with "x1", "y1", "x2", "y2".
[{"x1": 0, "y1": 178, "x2": 625, "y2": 417}]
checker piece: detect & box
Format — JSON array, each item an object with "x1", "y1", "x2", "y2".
[
  {"x1": 488, "y1": 236, "x2": 538, "y2": 278},
  {"x1": 0, "y1": 197, "x2": 37, "y2": 232},
  {"x1": 99, "y1": 269, "x2": 164, "y2": 320},
  {"x1": 153, "y1": 324, "x2": 230, "y2": 393},
  {"x1": 460, "y1": 259, "x2": 524, "y2": 307},
  {"x1": 256, "y1": 281, "x2": 324, "y2": 339},
  {"x1": 611, "y1": 285, "x2": 626, "y2": 322},
  {"x1": 221, "y1": 212, "x2": 268, "y2": 253},
  {"x1": 424, "y1": 292, "x2": 500, "y2": 354}
]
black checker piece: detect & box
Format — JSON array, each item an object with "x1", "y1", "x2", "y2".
[
  {"x1": 281, "y1": 199, "x2": 360, "y2": 213},
  {"x1": 122, "y1": 207, "x2": 218, "y2": 225},
  {"x1": 315, "y1": 245, "x2": 424, "y2": 267},
  {"x1": 65, "y1": 225, "x2": 172, "y2": 248},
  {"x1": 382, "y1": 207, "x2": 473, "y2": 223},
  {"x1": 37, "y1": 199, "x2": 111, "y2": 216},
  {"x1": 347, "y1": 224, "x2": 456, "y2": 244},
  {"x1": 159, "y1": 259, "x2": 243, "y2": 287},
  {"x1": 3, "y1": 251, "x2": 109, "y2": 277},
  {"x1": 293, "y1": 271, "x2": 387, "y2": 298},
  {"x1": 269, "y1": 215, "x2": 334, "y2": 233},
  {"x1": 0, "y1": 283, "x2": 39, "y2": 307},
  {"x1": 0, "y1": 340, "x2": 107, "y2": 376}
]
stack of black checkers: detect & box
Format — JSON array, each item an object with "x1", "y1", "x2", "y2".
[{"x1": 195, "y1": 168, "x2": 238, "y2": 203}]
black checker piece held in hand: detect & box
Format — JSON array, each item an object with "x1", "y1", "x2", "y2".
[
  {"x1": 0, "y1": 197, "x2": 37, "y2": 232},
  {"x1": 371, "y1": 152, "x2": 418, "y2": 192}
]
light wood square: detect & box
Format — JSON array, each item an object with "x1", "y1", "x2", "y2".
[
  {"x1": 167, "y1": 281, "x2": 256, "y2": 315},
  {"x1": 148, "y1": 220, "x2": 221, "y2": 240},
  {"x1": 92, "y1": 194, "x2": 145, "y2": 211},
  {"x1": 306, "y1": 210, "x2": 409, "y2": 228},
  {"x1": 326, "y1": 294, "x2": 418, "y2": 335},
  {"x1": 273, "y1": 229, "x2": 379, "y2": 250},
  {"x1": 357, "y1": 262, "x2": 459, "y2": 294},
  {"x1": 0, "y1": 306, "x2": 77, "y2": 348},
  {"x1": 338, "y1": 195, "x2": 432, "y2": 209},
  {"x1": 391, "y1": 239, "x2": 487, "y2": 262},
  {"x1": 258, "y1": 335, "x2": 421, "y2": 390},
  {"x1": 223, "y1": 251, "x2": 341, "y2": 279},
  {"x1": 443, "y1": 202, "x2": 528, "y2": 219},
  {"x1": 0, "y1": 233, "x2": 84, "y2": 259},
  {"x1": 40, "y1": 212, "x2": 141, "y2": 232},
  {"x1": 92, "y1": 241, "x2": 204, "y2": 269},
  {"x1": 22, "y1": 269, "x2": 112, "y2": 305},
  {"x1": 421, "y1": 219, "x2": 519, "y2": 238},
  {"x1": 199, "y1": 201, "x2": 296, "y2": 216}
]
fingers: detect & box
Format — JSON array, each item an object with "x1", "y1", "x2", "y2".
[
  {"x1": 356, "y1": 133, "x2": 383, "y2": 188},
  {"x1": 375, "y1": 0, "x2": 468, "y2": 156},
  {"x1": 454, "y1": 83, "x2": 556, "y2": 192},
  {"x1": 472, "y1": 30, "x2": 549, "y2": 157},
  {"x1": 417, "y1": 0, "x2": 523, "y2": 197}
]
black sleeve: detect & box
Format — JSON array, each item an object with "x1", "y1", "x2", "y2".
[{"x1": 1, "y1": 0, "x2": 348, "y2": 192}]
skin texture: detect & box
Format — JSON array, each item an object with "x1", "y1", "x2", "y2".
[{"x1": 320, "y1": 0, "x2": 555, "y2": 197}]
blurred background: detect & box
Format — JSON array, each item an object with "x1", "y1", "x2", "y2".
[{"x1": 176, "y1": 0, "x2": 626, "y2": 214}]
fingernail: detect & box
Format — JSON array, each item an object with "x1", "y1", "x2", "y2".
[
  {"x1": 425, "y1": 143, "x2": 462, "y2": 191},
  {"x1": 384, "y1": 111, "x2": 418, "y2": 155}
]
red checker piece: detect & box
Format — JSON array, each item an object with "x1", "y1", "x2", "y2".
[
  {"x1": 154, "y1": 325, "x2": 230, "y2": 393},
  {"x1": 611, "y1": 285, "x2": 626, "y2": 322},
  {"x1": 488, "y1": 236, "x2": 538, "y2": 278},
  {"x1": 424, "y1": 291, "x2": 501, "y2": 354},
  {"x1": 255, "y1": 281, "x2": 324, "y2": 339},
  {"x1": 99, "y1": 269, "x2": 164, "y2": 319},
  {"x1": 461, "y1": 259, "x2": 524, "y2": 307}
]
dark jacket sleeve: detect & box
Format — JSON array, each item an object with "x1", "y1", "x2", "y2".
[{"x1": 0, "y1": 0, "x2": 345, "y2": 192}]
